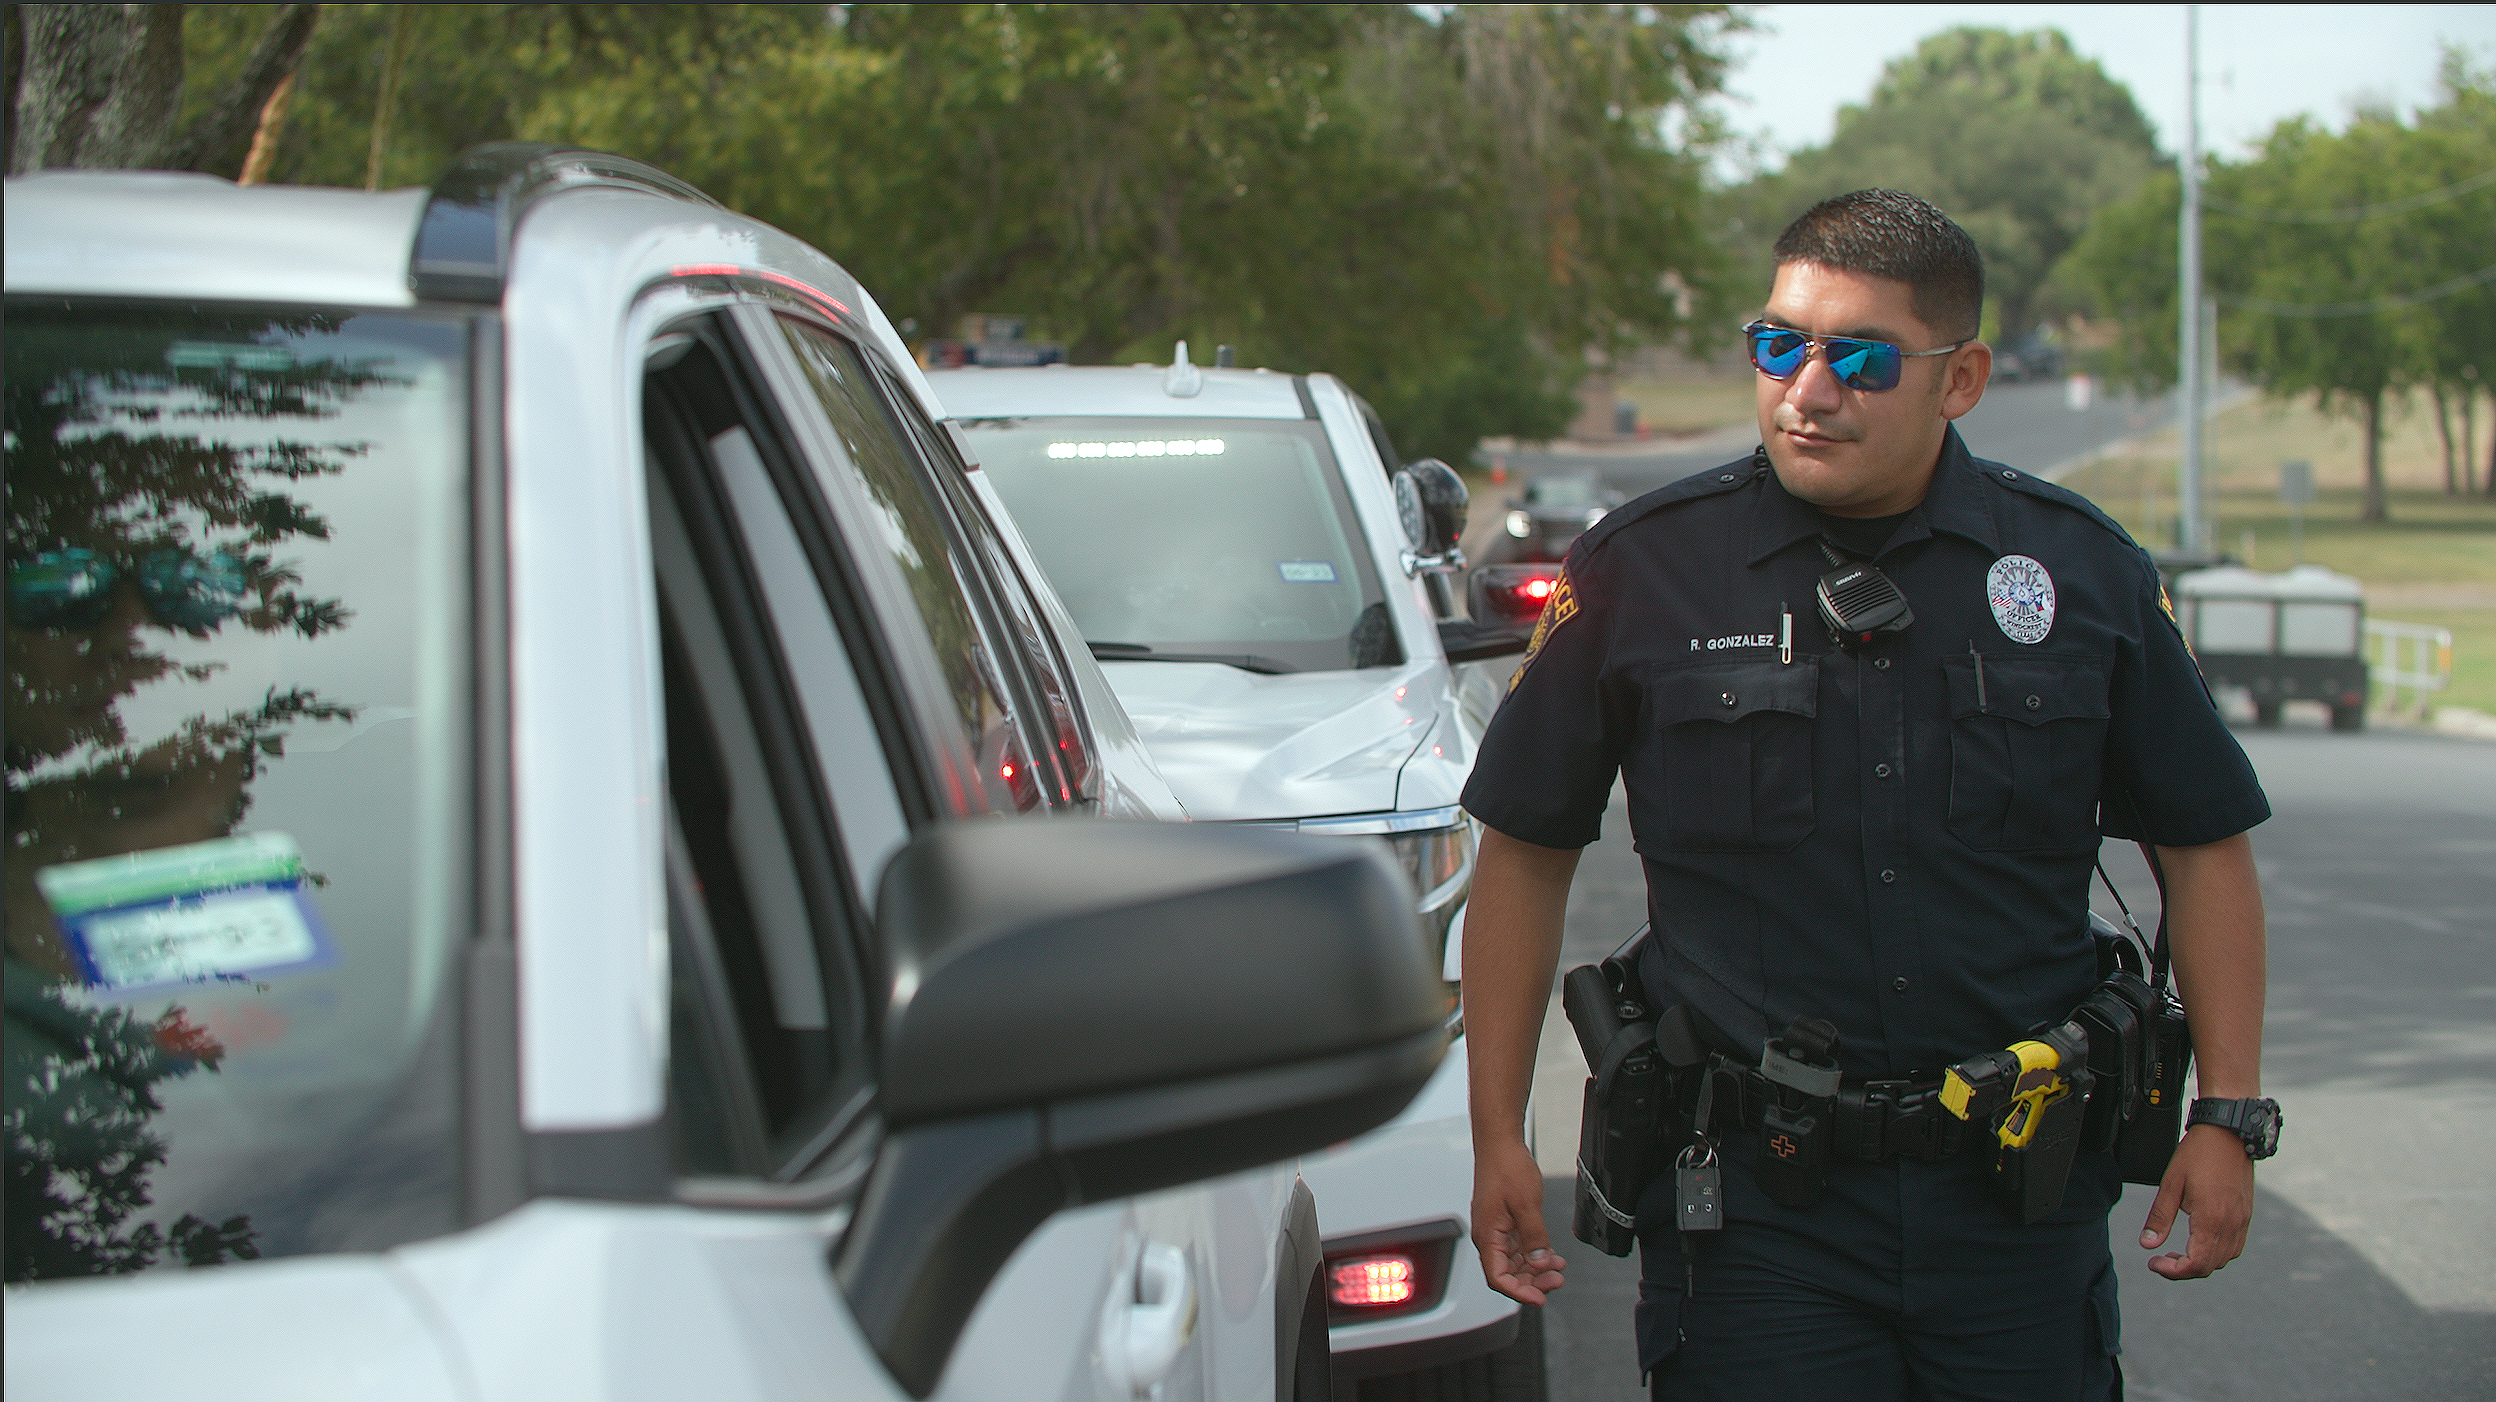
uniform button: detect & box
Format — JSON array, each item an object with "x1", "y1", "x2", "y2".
[
  {"x1": 1874, "y1": 763, "x2": 1892, "y2": 778},
  {"x1": 1892, "y1": 977, "x2": 1910, "y2": 992},
  {"x1": 1872, "y1": 657, "x2": 1891, "y2": 670},
  {"x1": 1718, "y1": 473, "x2": 1737, "y2": 483},
  {"x1": 2025, "y1": 694, "x2": 2042, "y2": 711},
  {"x1": 1880, "y1": 868, "x2": 1898, "y2": 884},
  {"x1": 1721, "y1": 692, "x2": 1738, "y2": 707},
  {"x1": 2003, "y1": 469, "x2": 2020, "y2": 480}
]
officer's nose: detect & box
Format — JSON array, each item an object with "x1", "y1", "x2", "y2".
[{"x1": 1785, "y1": 346, "x2": 1848, "y2": 417}]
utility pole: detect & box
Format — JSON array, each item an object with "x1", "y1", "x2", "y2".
[{"x1": 2176, "y1": 4, "x2": 2205, "y2": 553}]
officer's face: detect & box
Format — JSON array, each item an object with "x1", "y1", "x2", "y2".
[{"x1": 1754, "y1": 261, "x2": 1990, "y2": 518}]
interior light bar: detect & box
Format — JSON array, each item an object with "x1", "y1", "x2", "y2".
[{"x1": 1044, "y1": 439, "x2": 1225, "y2": 460}]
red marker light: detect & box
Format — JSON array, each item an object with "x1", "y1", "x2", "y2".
[
  {"x1": 1000, "y1": 762, "x2": 1016, "y2": 780},
  {"x1": 1524, "y1": 578, "x2": 1554, "y2": 601},
  {"x1": 1328, "y1": 1255, "x2": 1416, "y2": 1308}
]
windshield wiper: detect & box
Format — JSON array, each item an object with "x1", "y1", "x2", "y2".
[{"x1": 1087, "y1": 641, "x2": 1297, "y2": 675}]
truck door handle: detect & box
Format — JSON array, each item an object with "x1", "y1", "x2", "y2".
[{"x1": 1102, "y1": 1241, "x2": 1196, "y2": 1396}]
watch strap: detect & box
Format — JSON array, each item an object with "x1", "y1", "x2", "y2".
[{"x1": 2188, "y1": 1096, "x2": 2281, "y2": 1159}]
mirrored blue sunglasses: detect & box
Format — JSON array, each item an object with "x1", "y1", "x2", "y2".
[{"x1": 1744, "y1": 320, "x2": 1966, "y2": 394}]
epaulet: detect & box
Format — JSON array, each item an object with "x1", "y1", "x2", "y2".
[
  {"x1": 1979, "y1": 455, "x2": 2144, "y2": 552},
  {"x1": 1570, "y1": 448, "x2": 1764, "y2": 562}
]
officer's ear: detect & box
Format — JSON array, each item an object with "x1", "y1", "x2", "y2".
[{"x1": 1940, "y1": 341, "x2": 1991, "y2": 421}]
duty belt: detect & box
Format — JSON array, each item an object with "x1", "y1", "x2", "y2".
[{"x1": 1695, "y1": 1057, "x2": 1979, "y2": 1163}]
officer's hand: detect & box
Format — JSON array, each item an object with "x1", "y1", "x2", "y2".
[
  {"x1": 1472, "y1": 1136, "x2": 1566, "y2": 1304},
  {"x1": 2140, "y1": 1124, "x2": 2255, "y2": 1280}
]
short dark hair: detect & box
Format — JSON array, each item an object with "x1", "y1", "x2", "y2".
[{"x1": 1772, "y1": 190, "x2": 1984, "y2": 342}]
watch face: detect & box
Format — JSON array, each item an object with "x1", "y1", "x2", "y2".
[{"x1": 2251, "y1": 1098, "x2": 2282, "y2": 1157}]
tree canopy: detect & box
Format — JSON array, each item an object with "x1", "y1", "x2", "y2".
[
  {"x1": 1720, "y1": 26, "x2": 2161, "y2": 344},
  {"x1": 2067, "y1": 54, "x2": 2496, "y2": 517},
  {"x1": 9, "y1": 4, "x2": 1746, "y2": 465}
]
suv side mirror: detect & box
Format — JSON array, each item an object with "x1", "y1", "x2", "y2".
[
  {"x1": 1392, "y1": 459, "x2": 1468, "y2": 576},
  {"x1": 837, "y1": 819, "x2": 1446, "y2": 1398}
]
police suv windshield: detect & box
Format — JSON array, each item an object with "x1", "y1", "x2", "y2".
[
  {"x1": 965, "y1": 417, "x2": 1392, "y2": 674},
  {"x1": 5, "y1": 302, "x2": 468, "y2": 1278}
]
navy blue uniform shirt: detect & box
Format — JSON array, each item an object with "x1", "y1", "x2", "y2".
[{"x1": 1463, "y1": 425, "x2": 2269, "y2": 1079}]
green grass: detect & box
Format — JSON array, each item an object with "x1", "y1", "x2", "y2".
[
  {"x1": 2056, "y1": 389, "x2": 2495, "y2": 718},
  {"x1": 1614, "y1": 376, "x2": 1757, "y2": 436},
  {"x1": 2368, "y1": 608, "x2": 2496, "y2": 716},
  {"x1": 2059, "y1": 389, "x2": 2496, "y2": 585}
]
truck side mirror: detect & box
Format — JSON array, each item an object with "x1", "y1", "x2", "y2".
[{"x1": 1393, "y1": 459, "x2": 1468, "y2": 576}]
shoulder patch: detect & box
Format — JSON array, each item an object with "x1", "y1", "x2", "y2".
[
  {"x1": 1507, "y1": 565, "x2": 1581, "y2": 692},
  {"x1": 2158, "y1": 581, "x2": 2195, "y2": 658}
]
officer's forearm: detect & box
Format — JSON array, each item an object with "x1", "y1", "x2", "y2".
[
  {"x1": 2155, "y1": 832, "x2": 2267, "y2": 1100},
  {"x1": 1462, "y1": 826, "x2": 1581, "y2": 1147}
]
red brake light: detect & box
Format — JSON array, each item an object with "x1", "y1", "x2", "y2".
[
  {"x1": 1523, "y1": 578, "x2": 1554, "y2": 600},
  {"x1": 1329, "y1": 1254, "x2": 1417, "y2": 1308}
]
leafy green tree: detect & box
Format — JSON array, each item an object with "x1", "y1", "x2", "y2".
[
  {"x1": 5, "y1": 3, "x2": 320, "y2": 176},
  {"x1": 15, "y1": 4, "x2": 1741, "y2": 465},
  {"x1": 519, "y1": 3, "x2": 1742, "y2": 465},
  {"x1": 2068, "y1": 60, "x2": 2496, "y2": 520},
  {"x1": 1722, "y1": 26, "x2": 2159, "y2": 344}
]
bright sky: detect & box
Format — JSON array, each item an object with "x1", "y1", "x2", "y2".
[{"x1": 1715, "y1": 3, "x2": 2496, "y2": 176}]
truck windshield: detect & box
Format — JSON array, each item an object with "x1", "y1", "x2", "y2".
[
  {"x1": 965, "y1": 417, "x2": 1393, "y2": 673},
  {"x1": 5, "y1": 303, "x2": 470, "y2": 1279}
]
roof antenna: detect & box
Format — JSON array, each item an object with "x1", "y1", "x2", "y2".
[
  {"x1": 1214, "y1": 344, "x2": 1235, "y2": 368},
  {"x1": 1163, "y1": 340, "x2": 1204, "y2": 398}
]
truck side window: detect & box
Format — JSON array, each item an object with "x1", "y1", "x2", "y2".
[
  {"x1": 644, "y1": 326, "x2": 880, "y2": 1181},
  {"x1": 863, "y1": 360, "x2": 1098, "y2": 808},
  {"x1": 774, "y1": 319, "x2": 1041, "y2": 814}
]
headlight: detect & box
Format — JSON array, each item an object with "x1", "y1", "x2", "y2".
[
  {"x1": 1384, "y1": 822, "x2": 1473, "y2": 1003},
  {"x1": 1385, "y1": 823, "x2": 1470, "y2": 908},
  {"x1": 1505, "y1": 509, "x2": 1532, "y2": 539}
]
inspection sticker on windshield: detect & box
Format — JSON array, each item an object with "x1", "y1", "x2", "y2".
[
  {"x1": 1277, "y1": 561, "x2": 1337, "y2": 583},
  {"x1": 36, "y1": 832, "x2": 336, "y2": 995}
]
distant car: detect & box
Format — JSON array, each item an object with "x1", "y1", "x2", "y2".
[
  {"x1": 1501, "y1": 472, "x2": 1623, "y2": 562},
  {"x1": 930, "y1": 355, "x2": 1546, "y2": 1397},
  {"x1": 2, "y1": 149, "x2": 1448, "y2": 1401},
  {"x1": 1992, "y1": 335, "x2": 2065, "y2": 385}
]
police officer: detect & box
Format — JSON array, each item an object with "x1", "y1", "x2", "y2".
[{"x1": 1461, "y1": 190, "x2": 2276, "y2": 1399}]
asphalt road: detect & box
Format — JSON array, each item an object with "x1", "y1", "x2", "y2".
[{"x1": 1522, "y1": 722, "x2": 2496, "y2": 1401}]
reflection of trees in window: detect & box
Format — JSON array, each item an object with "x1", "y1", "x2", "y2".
[
  {"x1": 4, "y1": 308, "x2": 387, "y2": 1280},
  {"x1": 4, "y1": 965, "x2": 254, "y2": 1281},
  {"x1": 775, "y1": 322, "x2": 1020, "y2": 810}
]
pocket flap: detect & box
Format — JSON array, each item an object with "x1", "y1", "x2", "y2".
[
  {"x1": 1944, "y1": 653, "x2": 2110, "y2": 725},
  {"x1": 1650, "y1": 659, "x2": 1818, "y2": 724}
]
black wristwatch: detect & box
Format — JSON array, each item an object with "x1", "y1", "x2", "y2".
[{"x1": 2187, "y1": 1097, "x2": 2283, "y2": 1160}]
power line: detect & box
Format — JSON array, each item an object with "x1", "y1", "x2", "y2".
[
  {"x1": 2219, "y1": 264, "x2": 2496, "y2": 317},
  {"x1": 2201, "y1": 167, "x2": 2496, "y2": 223}
]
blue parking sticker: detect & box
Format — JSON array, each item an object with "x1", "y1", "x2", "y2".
[
  {"x1": 36, "y1": 832, "x2": 338, "y2": 996},
  {"x1": 1278, "y1": 561, "x2": 1337, "y2": 583}
]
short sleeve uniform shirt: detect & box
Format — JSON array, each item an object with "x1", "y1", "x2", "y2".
[{"x1": 1462, "y1": 426, "x2": 2269, "y2": 1078}]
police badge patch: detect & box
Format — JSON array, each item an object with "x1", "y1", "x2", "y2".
[{"x1": 1987, "y1": 554, "x2": 2056, "y2": 644}]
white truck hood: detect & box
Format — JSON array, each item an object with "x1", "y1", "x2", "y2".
[{"x1": 1103, "y1": 659, "x2": 1445, "y2": 821}]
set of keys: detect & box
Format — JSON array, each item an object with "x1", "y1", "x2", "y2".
[{"x1": 1676, "y1": 1066, "x2": 1724, "y2": 1234}]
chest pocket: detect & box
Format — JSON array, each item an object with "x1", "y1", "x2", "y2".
[
  {"x1": 1646, "y1": 659, "x2": 1818, "y2": 852},
  {"x1": 1942, "y1": 653, "x2": 2111, "y2": 852}
]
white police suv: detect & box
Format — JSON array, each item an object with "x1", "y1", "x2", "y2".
[
  {"x1": 2, "y1": 147, "x2": 1449, "y2": 1401},
  {"x1": 929, "y1": 357, "x2": 1541, "y2": 1396}
]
